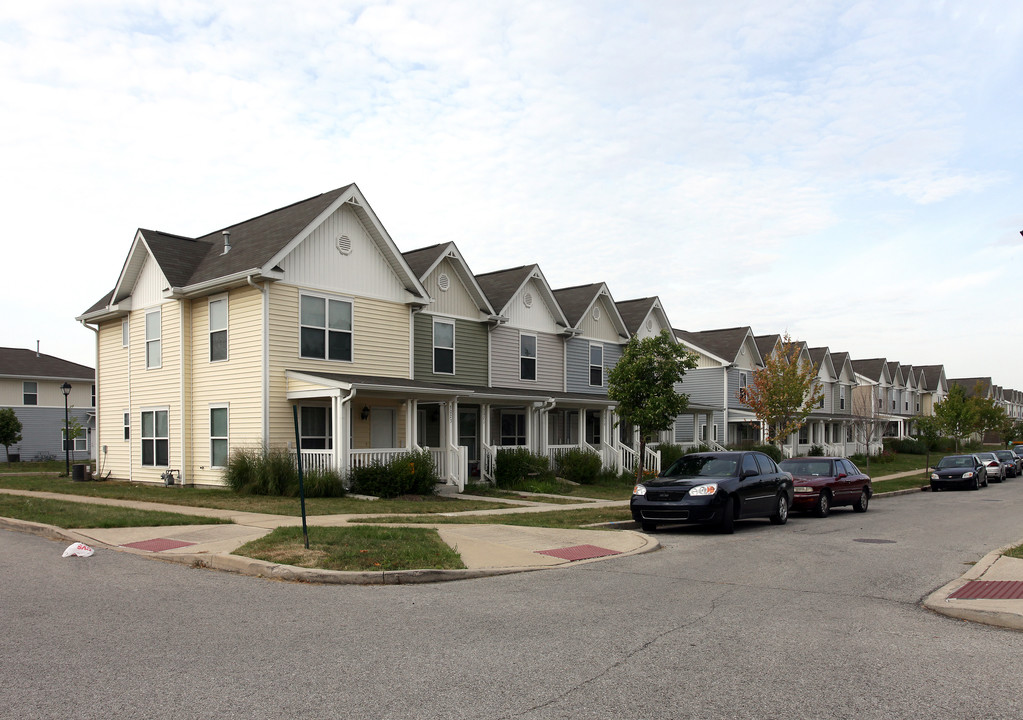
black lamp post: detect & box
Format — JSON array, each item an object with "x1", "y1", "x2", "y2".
[{"x1": 61, "y1": 382, "x2": 71, "y2": 477}]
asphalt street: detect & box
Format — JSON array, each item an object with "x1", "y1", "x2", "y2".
[{"x1": 3, "y1": 481, "x2": 1023, "y2": 719}]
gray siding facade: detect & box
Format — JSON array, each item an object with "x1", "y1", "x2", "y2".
[
  {"x1": 490, "y1": 326, "x2": 564, "y2": 391},
  {"x1": 676, "y1": 367, "x2": 724, "y2": 407},
  {"x1": 0, "y1": 407, "x2": 93, "y2": 462},
  {"x1": 565, "y1": 338, "x2": 622, "y2": 395}
]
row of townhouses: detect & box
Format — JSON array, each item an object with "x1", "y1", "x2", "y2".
[{"x1": 39, "y1": 183, "x2": 1017, "y2": 488}]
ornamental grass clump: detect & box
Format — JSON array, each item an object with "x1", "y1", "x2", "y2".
[{"x1": 348, "y1": 449, "x2": 438, "y2": 498}]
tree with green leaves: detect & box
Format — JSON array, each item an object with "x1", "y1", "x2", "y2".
[
  {"x1": 64, "y1": 415, "x2": 85, "y2": 464},
  {"x1": 968, "y1": 387, "x2": 1006, "y2": 441},
  {"x1": 742, "y1": 333, "x2": 824, "y2": 452},
  {"x1": 607, "y1": 330, "x2": 697, "y2": 480},
  {"x1": 0, "y1": 408, "x2": 23, "y2": 465},
  {"x1": 933, "y1": 383, "x2": 976, "y2": 451},
  {"x1": 914, "y1": 414, "x2": 944, "y2": 473}
]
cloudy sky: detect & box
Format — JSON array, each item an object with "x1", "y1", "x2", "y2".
[{"x1": 4, "y1": 1, "x2": 1023, "y2": 388}]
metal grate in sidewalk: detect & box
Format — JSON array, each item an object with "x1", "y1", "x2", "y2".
[
  {"x1": 948, "y1": 580, "x2": 1023, "y2": 600},
  {"x1": 536, "y1": 544, "x2": 621, "y2": 562},
  {"x1": 121, "y1": 538, "x2": 196, "y2": 553}
]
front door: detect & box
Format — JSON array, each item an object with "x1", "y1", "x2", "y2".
[
  {"x1": 458, "y1": 407, "x2": 479, "y2": 476},
  {"x1": 370, "y1": 408, "x2": 396, "y2": 449}
]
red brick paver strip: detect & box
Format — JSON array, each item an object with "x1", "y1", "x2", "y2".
[
  {"x1": 535, "y1": 544, "x2": 621, "y2": 562},
  {"x1": 121, "y1": 538, "x2": 197, "y2": 553},
  {"x1": 948, "y1": 580, "x2": 1023, "y2": 600}
]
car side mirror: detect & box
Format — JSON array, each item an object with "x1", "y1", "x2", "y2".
[
  {"x1": 741, "y1": 469, "x2": 756, "y2": 479},
  {"x1": 836, "y1": 472, "x2": 847, "y2": 479}
]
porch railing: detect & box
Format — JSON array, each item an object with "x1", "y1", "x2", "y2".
[
  {"x1": 481, "y1": 442, "x2": 496, "y2": 483},
  {"x1": 296, "y1": 449, "x2": 334, "y2": 473}
]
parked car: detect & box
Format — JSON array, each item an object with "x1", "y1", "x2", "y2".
[
  {"x1": 631, "y1": 451, "x2": 793, "y2": 534},
  {"x1": 930, "y1": 455, "x2": 988, "y2": 491},
  {"x1": 975, "y1": 452, "x2": 1006, "y2": 482},
  {"x1": 777, "y1": 456, "x2": 872, "y2": 517},
  {"x1": 994, "y1": 449, "x2": 1021, "y2": 477}
]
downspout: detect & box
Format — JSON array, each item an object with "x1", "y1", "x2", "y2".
[
  {"x1": 337, "y1": 387, "x2": 356, "y2": 471},
  {"x1": 246, "y1": 276, "x2": 269, "y2": 448},
  {"x1": 180, "y1": 301, "x2": 187, "y2": 485},
  {"x1": 79, "y1": 320, "x2": 100, "y2": 470},
  {"x1": 534, "y1": 398, "x2": 557, "y2": 456},
  {"x1": 722, "y1": 365, "x2": 729, "y2": 447}
]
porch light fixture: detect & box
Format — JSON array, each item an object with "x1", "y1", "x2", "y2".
[
  {"x1": 61, "y1": 382, "x2": 71, "y2": 477},
  {"x1": 361, "y1": 406, "x2": 370, "y2": 420}
]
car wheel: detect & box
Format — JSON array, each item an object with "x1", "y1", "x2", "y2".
[
  {"x1": 641, "y1": 521, "x2": 657, "y2": 533},
  {"x1": 769, "y1": 493, "x2": 789, "y2": 525},
  {"x1": 718, "y1": 497, "x2": 735, "y2": 534},
  {"x1": 813, "y1": 490, "x2": 830, "y2": 518},
  {"x1": 970, "y1": 475, "x2": 980, "y2": 490},
  {"x1": 853, "y1": 488, "x2": 869, "y2": 512},
  {"x1": 930, "y1": 482, "x2": 939, "y2": 492}
]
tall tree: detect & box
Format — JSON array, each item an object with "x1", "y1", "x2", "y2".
[
  {"x1": 607, "y1": 330, "x2": 697, "y2": 480},
  {"x1": 742, "y1": 333, "x2": 824, "y2": 452},
  {"x1": 968, "y1": 385, "x2": 1005, "y2": 441},
  {"x1": 0, "y1": 408, "x2": 22, "y2": 465},
  {"x1": 933, "y1": 383, "x2": 976, "y2": 451}
]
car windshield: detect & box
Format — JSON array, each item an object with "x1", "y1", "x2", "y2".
[
  {"x1": 779, "y1": 459, "x2": 832, "y2": 476},
  {"x1": 995, "y1": 451, "x2": 1014, "y2": 460},
  {"x1": 662, "y1": 455, "x2": 739, "y2": 478},
  {"x1": 976, "y1": 453, "x2": 996, "y2": 461},
  {"x1": 937, "y1": 456, "x2": 974, "y2": 469}
]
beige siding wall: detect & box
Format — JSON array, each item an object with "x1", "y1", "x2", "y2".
[
  {"x1": 188, "y1": 286, "x2": 265, "y2": 485},
  {"x1": 577, "y1": 295, "x2": 622, "y2": 343},
  {"x1": 0, "y1": 378, "x2": 92, "y2": 408},
  {"x1": 424, "y1": 258, "x2": 480, "y2": 318},
  {"x1": 97, "y1": 320, "x2": 131, "y2": 479},
  {"x1": 267, "y1": 283, "x2": 411, "y2": 446}
]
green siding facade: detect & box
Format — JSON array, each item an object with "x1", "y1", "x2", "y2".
[{"x1": 414, "y1": 313, "x2": 488, "y2": 385}]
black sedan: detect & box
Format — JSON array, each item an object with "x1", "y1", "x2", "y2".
[
  {"x1": 930, "y1": 455, "x2": 988, "y2": 491},
  {"x1": 631, "y1": 451, "x2": 793, "y2": 534}
]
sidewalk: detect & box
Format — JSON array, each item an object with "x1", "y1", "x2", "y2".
[{"x1": 0, "y1": 488, "x2": 656, "y2": 585}]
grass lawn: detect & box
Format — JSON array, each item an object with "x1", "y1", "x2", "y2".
[
  {"x1": 871, "y1": 475, "x2": 929, "y2": 493},
  {"x1": 462, "y1": 484, "x2": 595, "y2": 504},
  {"x1": 0, "y1": 494, "x2": 231, "y2": 529},
  {"x1": 358, "y1": 505, "x2": 633, "y2": 529},
  {"x1": 1004, "y1": 543, "x2": 1023, "y2": 561},
  {"x1": 234, "y1": 525, "x2": 466, "y2": 571},
  {"x1": 0, "y1": 475, "x2": 515, "y2": 516}
]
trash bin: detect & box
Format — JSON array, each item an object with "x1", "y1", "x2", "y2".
[{"x1": 72, "y1": 464, "x2": 87, "y2": 481}]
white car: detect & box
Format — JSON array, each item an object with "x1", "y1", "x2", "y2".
[{"x1": 975, "y1": 452, "x2": 1006, "y2": 482}]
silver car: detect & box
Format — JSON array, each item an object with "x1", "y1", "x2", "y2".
[{"x1": 976, "y1": 452, "x2": 1006, "y2": 482}]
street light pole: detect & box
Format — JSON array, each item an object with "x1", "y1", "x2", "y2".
[{"x1": 61, "y1": 382, "x2": 71, "y2": 477}]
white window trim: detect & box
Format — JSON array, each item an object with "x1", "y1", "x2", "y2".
[
  {"x1": 209, "y1": 294, "x2": 229, "y2": 363},
  {"x1": 519, "y1": 332, "x2": 537, "y2": 382},
  {"x1": 145, "y1": 308, "x2": 162, "y2": 370},
  {"x1": 23, "y1": 381, "x2": 37, "y2": 406},
  {"x1": 140, "y1": 406, "x2": 170, "y2": 467},
  {"x1": 589, "y1": 343, "x2": 603, "y2": 387},
  {"x1": 61, "y1": 428, "x2": 89, "y2": 453},
  {"x1": 210, "y1": 403, "x2": 229, "y2": 469},
  {"x1": 123, "y1": 411, "x2": 130, "y2": 441},
  {"x1": 299, "y1": 291, "x2": 354, "y2": 363},
  {"x1": 122, "y1": 318, "x2": 129, "y2": 348},
  {"x1": 433, "y1": 318, "x2": 455, "y2": 375}
]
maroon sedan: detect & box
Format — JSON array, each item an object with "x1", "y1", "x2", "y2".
[{"x1": 778, "y1": 456, "x2": 872, "y2": 517}]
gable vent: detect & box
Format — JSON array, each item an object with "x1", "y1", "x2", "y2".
[
  {"x1": 335, "y1": 234, "x2": 352, "y2": 256},
  {"x1": 437, "y1": 273, "x2": 450, "y2": 291},
  {"x1": 523, "y1": 291, "x2": 533, "y2": 308},
  {"x1": 646, "y1": 318, "x2": 653, "y2": 331},
  {"x1": 592, "y1": 306, "x2": 601, "y2": 321}
]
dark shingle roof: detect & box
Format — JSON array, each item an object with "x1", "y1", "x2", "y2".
[
  {"x1": 676, "y1": 327, "x2": 752, "y2": 363},
  {"x1": 402, "y1": 244, "x2": 448, "y2": 278},
  {"x1": 615, "y1": 298, "x2": 657, "y2": 335},
  {"x1": 141, "y1": 230, "x2": 214, "y2": 289},
  {"x1": 917, "y1": 365, "x2": 945, "y2": 391},
  {"x1": 808, "y1": 347, "x2": 829, "y2": 366},
  {"x1": 0, "y1": 348, "x2": 93, "y2": 379},
  {"x1": 754, "y1": 334, "x2": 781, "y2": 360},
  {"x1": 552, "y1": 283, "x2": 603, "y2": 327},
  {"x1": 949, "y1": 377, "x2": 992, "y2": 398},
  {"x1": 475, "y1": 266, "x2": 535, "y2": 313},
  {"x1": 851, "y1": 358, "x2": 887, "y2": 382}
]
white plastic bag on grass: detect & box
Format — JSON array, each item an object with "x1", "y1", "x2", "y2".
[{"x1": 62, "y1": 543, "x2": 95, "y2": 558}]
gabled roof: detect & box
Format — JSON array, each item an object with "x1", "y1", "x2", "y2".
[
  {"x1": 830, "y1": 351, "x2": 856, "y2": 383},
  {"x1": 950, "y1": 377, "x2": 993, "y2": 398},
  {"x1": 615, "y1": 297, "x2": 675, "y2": 340},
  {"x1": 402, "y1": 242, "x2": 495, "y2": 316},
  {"x1": 475, "y1": 264, "x2": 568, "y2": 327},
  {"x1": 886, "y1": 361, "x2": 905, "y2": 388},
  {"x1": 81, "y1": 184, "x2": 429, "y2": 319},
  {"x1": 808, "y1": 347, "x2": 837, "y2": 381},
  {"x1": 551, "y1": 282, "x2": 629, "y2": 338},
  {"x1": 0, "y1": 347, "x2": 93, "y2": 380},
  {"x1": 675, "y1": 326, "x2": 761, "y2": 366},
  {"x1": 851, "y1": 358, "x2": 889, "y2": 384},
  {"x1": 917, "y1": 365, "x2": 947, "y2": 392},
  {"x1": 753, "y1": 334, "x2": 781, "y2": 360}
]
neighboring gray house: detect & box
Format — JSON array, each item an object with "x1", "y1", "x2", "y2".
[{"x1": 0, "y1": 347, "x2": 94, "y2": 462}]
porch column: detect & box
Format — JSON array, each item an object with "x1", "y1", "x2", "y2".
[{"x1": 405, "y1": 400, "x2": 414, "y2": 450}]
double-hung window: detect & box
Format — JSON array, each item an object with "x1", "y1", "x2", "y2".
[
  {"x1": 738, "y1": 373, "x2": 748, "y2": 403},
  {"x1": 210, "y1": 405, "x2": 229, "y2": 468},
  {"x1": 62, "y1": 429, "x2": 88, "y2": 453},
  {"x1": 589, "y1": 344, "x2": 603, "y2": 387},
  {"x1": 23, "y1": 382, "x2": 37, "y2": 406},
  {"x1": 839, "y1": 386, "x2": 846, "y2": 410},
  {"x1": 123, "y1": 412, "x2": 130, "y2": 441},
  {"x1": 145, "y1": 309, "x2": 162, "y2": 369},
  {"x1": 300, "y1": 406, "x2": 332, "y2": 449},
  {"x1": 520, "y1": 334, "x2": 537, "y2": 381},
  {"x1": 300, "y1": 294, "x2": 352, "y2": 362},
  {"x1": 433, "y1": 319, "x2": 454, "y2": 374},
  {"x1": 209, "y1": 296, "x2": 228, "y2": 362},
  {"x1": 141, "y1": 409, "x2": 169, "y2": 466}
]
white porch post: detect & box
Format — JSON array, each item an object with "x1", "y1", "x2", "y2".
[{"x1": 577, "y1": 408, "x2": 585, "y2": 447}]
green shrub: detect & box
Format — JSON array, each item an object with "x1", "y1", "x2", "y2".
[
  {"x1": 657, "y1": 443, "x2": 686, "y2": 469},
  {"x1": 808, "y1": 444, "x2": 825, "y2": 457},
  {"x1": 495, "y1": 448, "x2": 553, "y2": 488},
  {"x1": 348, "y1": 449, "x2": 438, "y2": 498},
  {"x1": 683, "y1": 444, "x2": 715, "y2": 456},
  {"x1": 885, "y1": 437, "x2": 926, "y2": 455},
  {"x1": 300, "y1": 468, "x2": 347, "y2": 498},
  {"x1": 752, "y1": 444, "x2": 783, "y2": 462},
  {"x1": 224, "y1": 446, "x2": 298, "y2": 496},
  {"x1": 555, "y1": 448, "x2": 602, "y2": 484}
]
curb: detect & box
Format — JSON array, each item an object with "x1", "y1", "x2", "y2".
[{"x1": 922, "y1": 542, "x2": 1023, "y2": 632}]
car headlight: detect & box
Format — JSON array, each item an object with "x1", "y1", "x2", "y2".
[
  {"x1": 930, "y1": 473, "x2": 938, "y2": 480},
  {"x1": 689, "y1": 483, "x2": 718, "y2": 497},
  {"x1": 793, "y1": 486, "x2": 815, "y2": 493},
  {"x1": 632, "y1": 484, "x2": 647, "y2": 496},
  {"x1": 962, "y1": 472, "x2": 974, "y2": 479}
]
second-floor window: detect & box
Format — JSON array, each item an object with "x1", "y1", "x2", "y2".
[
  {"x1": 738, "y1": 372, "x2": 748, "y2": 403},
  {"x1": 300, "y1": 294, "x2": 352, "y2": 362},
  {"x1": 209, "y1": 297, "x2": 228, "y2": 362},
  {"x1": 433, "y1": 319, "x2": 454, "y2": 374},
  {"x1": 23, "y1": 381, "x2": 37, "y2": 405},
  {"x1": 145, "y1": 309, "x2": 162, "y2": 369},
  {"x1": 839, "y1": 386, "x2": 846, "y2": 410},
  {"x1": 520, "y1": 334, "x2": 537, "y2": 381},
  {"x1": 589, "y1": 344, "x2": 603, "y2": 386}
]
